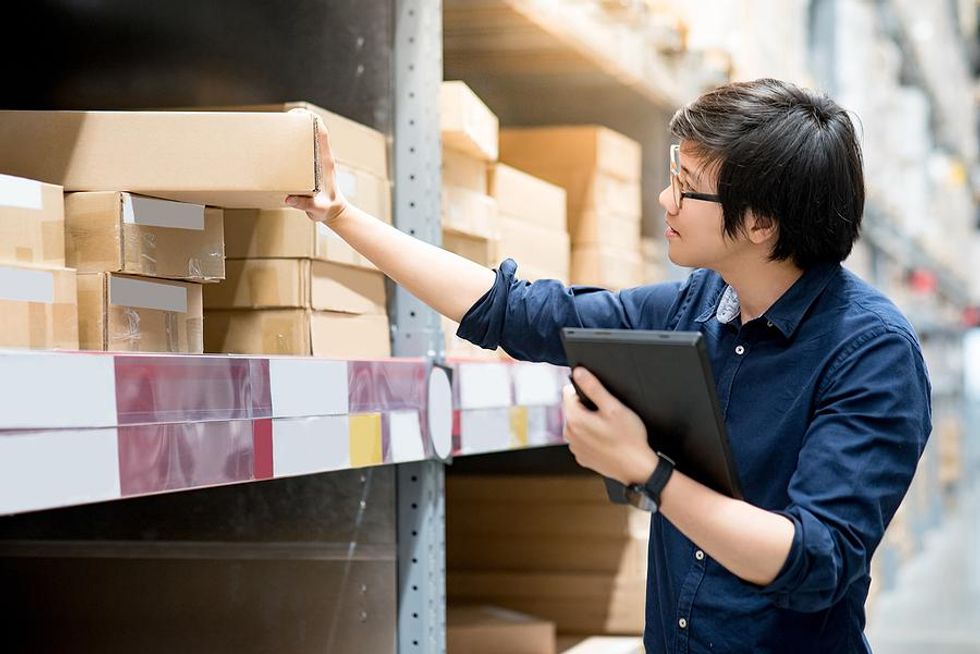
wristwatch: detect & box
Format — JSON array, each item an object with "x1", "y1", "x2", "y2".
[{"x1": 624, "y1": 452, "x2": 675, "y2": 513}]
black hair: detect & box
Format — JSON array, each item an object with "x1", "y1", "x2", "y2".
[{"x1": 669, "y1": 78, "x2": 864, "y2": 268}]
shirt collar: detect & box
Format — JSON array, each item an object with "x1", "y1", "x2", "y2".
[{"x1": 695, "y1": 263, "x2": 840, "y2": 339}]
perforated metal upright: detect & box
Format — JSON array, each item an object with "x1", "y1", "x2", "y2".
[{"x1": 391, "y1": 1, "x2": 447, "y2": 653}]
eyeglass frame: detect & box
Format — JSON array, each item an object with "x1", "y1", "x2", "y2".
[{"x1": 670, "y1": 144, "x2": 722, "y2": 208}]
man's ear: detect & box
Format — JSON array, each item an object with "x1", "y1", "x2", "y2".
[{"x1": 746, "y1": 211, "x2": 778, "y2": 246}]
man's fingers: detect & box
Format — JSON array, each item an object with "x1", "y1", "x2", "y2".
[
  {"x1": 572, "y1": 367, "x2": 618, "y2": 413},
  {"x1": 285, "y1": 195, "x2": 316, "y2": 212}
]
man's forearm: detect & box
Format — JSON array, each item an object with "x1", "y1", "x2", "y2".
[
  {"x1": 329, "y1": 204, "x2": 496, "y2": 322},
  {"x1": 651, "y1": 464, "x2": 795, "y2": 586}
]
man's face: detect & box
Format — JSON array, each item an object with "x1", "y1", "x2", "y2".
[{"x1": 658, "y1": 144, "x2": 751, "y2": 271}]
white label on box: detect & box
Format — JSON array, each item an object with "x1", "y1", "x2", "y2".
[
  {"x1": 122, "y1": 193, "x2": 205, "y2": 230},
  {"x1": 272, "y1": 416, "x2": 350, "y2": 478},
  {"x1": 0, "y1": 173, "x2": 43, "y2": 210},
  {"x1": 0, "y1": 352, "x2": 117, "y2": 429},
  {"x1": 458, "y1": 362, "x2": 512, "y2": 409},
  {"x1": 0, "y1": 429, "x2": 122, "y2": 515},
  {"x1": 109, "y1": 276, "x2": 187, "y2": 313},
  {"x1": 389, "y1": 410, "x2": 426, "y2": 463},
  {"x1": 269, "y1": 358, "x2": 349, "y2": 417},
  {"x1": 336, "y1": 167, "x2": 358, "y2": 199},
  {"x1": 0, "y1": 266, "x2": 54, "y2": 304}
]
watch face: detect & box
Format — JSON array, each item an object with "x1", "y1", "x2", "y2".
[{"x1": 625, "y1": 484, "x2": 658, "y2": 512}]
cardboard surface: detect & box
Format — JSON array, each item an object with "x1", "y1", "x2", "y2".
[
  {"x1": 222, "y1": 208, "x2": 378, "y2": 271},
  {"x1": 65, "y1": 192, "x2": 225, "y2": 282},
  {"x1": 443, "y1": 148, "x2": 490, "y2": 193},
  {"x1": 497, "y1": 217, "x2": 570, "y2": 282},
  {"x1": 500, "y1": 126, "x2": 642, "y2": 182},
  {"x1": 77, "y1": 272, "x2": 203, "y2": 352},
  {"x1": 203, "y1": 259, "x2": 386, "y2": 314},
  {"x1": 335, "y1": 164, "x2": 392, "y2": 222},
  {"x1": 489, "y1": 164, "x2": 567, "y2": 232},
  {"x1": 571, "y1": 245, "x2": 643, "y2": 290},
  {"x1": 0, "y1": 174, "x2": 66, "y2": 268},
  {"x1": 447, "y1": 605, "x2": 556, "y2": 654},
  {"x1": 442, "y1": 186, "x2": 499, "y2": 240},
  {"x1": 441, "y1": 81, "x2": 499, "y2": 161},
  {"x1": 443, "y1": 231, "x2": 498, "y2": 268},
  {"x1": 0, "y1": 265, "x2": 78, "y2": 350},
  {"x1": 204, "y1": 309, "x2": 391, "y2": 358},
  {"x1": 0, "y1": 110, "x2": 320, "y2": 209}
]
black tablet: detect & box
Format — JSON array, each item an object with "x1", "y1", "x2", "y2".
[{"x1": 560, "y1": 328, "x2": 743, "y2": 502}]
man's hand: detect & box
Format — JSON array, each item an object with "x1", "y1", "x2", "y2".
[
  {"x1": 562, "y1": 367, "x2": 659, "y2": 485},
  {"x1": 284, "y1": 110, "x2": 350, "y2": 225}
]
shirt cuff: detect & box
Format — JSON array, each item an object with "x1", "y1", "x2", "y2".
[{"x1": 456, "y1": 258, "x2": 519, "y2": 350}]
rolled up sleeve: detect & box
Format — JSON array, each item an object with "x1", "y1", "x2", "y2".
[
  {"x1": 456, "y1": 259, "x2": 685, "y2": 365},
  {"x1": 760, "y1": 327, "x2": 931, "y2": 612}
]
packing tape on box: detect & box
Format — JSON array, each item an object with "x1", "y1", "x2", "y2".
[
  {"x1": 109, "y1": 276, "x2": 188, "y2": 313},
  {"x1": 0, "y1": 266, "x2": 55, "y2": 304},
  {"x1": 110, "y1": 307, "x2": 144, "y2": 348},
  {"x1": 164, "y1": 311, "x2": 180, "y2": 353},
  {"x1": 122, "y1": 193, "x2": 205, "y2": 231},
  {"x1": 0, "y1": 174, "x2": 43, "y2": 210}
]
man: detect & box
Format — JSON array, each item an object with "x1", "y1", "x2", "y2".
[{"x1": 287, "y1": 78, "x2": 931, "y2": 653}]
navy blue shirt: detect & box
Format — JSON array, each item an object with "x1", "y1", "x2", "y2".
[{"x1": 458, "y1": 259, "x2": 931, "y2": 653}]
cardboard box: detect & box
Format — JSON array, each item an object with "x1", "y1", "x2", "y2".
[
  {"x1": 77, "y1": 273, "x2": 203, "y2": 353},
  {"x1": 200, "y1": 101, "x2": 388, "y2": 179},
  {"x1": 447, "y1": 605, "x2": 556, "y2": 654},
  {"x1": 204, "y1": 309, "x2": 391, "y2": 358},
  {"x1": 203, "y1": 259, "x2": 386, "y2": 314},
  {"x1": 443, "y1": 231, "x2": 498, "y2": 268},
  {"x1": 561, "y1": 637, "x2": 644, "y2": 654},
  {"x1": 0, "y1": 264, "x2": 78, "y2": 350},
  {"x1": 444, "y1": 148, "x2": 490, "y2": 193},
  {"x1": 572, "y1": 211, "x2": 641, "y2": 252},
  {"x1": 497, "y1": 217, "x2": 570, "y2": 282},
  {"x1": 448, "y1": 534, "x2": 647, "y2": 577},
  {"x1": 335, "y1": 163, "x2": 392, "y2": 223},
  {"x1": 489, "y1": 164, "x2": 567, "y2": 232},
  {"x1": 500, "y1": 126, "x2": 641, "y2": 182},
  {"x1": 441, "y1": 81, "x2": 499, "y2": 161},
  {"x1": 0, "y1": 110, "x2": 321, "y2": 209},
  {"x1": 443, "y1": 186, "x2": 499, "y2": 240},
  {"x1": 65, "y1": 192, "x2": 225, "y2": 282},
  {"x1": 571, "y1": 246, "x2": 643, "y2": 290},
  {"x1": 0, "y1": 173, "x2": 65, "y2": 268},
  {"x1": 222, "y1": 208, "x2": 377, "y2": 271}
]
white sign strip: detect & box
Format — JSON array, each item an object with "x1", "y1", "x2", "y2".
[
  {"x1": 389, "y1": 410, "x2": 425, "y2": 463},
  {"x1": 526, "y1": 406, "x2": 551, "y2": 446},
  {"x1": 272, "y1": 416, "x2": 350, "y2": 478},
  {"x1": 459, "y1": 408, "x2": 511, "y2": 454},
  {"x1": 0, "y1": 173, "x2": 43, "y2": 210},
  {"x1": 0, "y1": 429, "x2": 122, "y2": 516},
  {"x1": 269, "y1": 358, "x2": 349, "y2": 417},
  {"x1": 0, "y1": 352, "x2": 117, "y2": 429},
  {"x1": 513, "y1": 362, "x2": 563, "y2": 406},
  {"x1": 458, "y1": 363, "x2": 513, "y2": 410},
  {"x1": 0, "y1": 266, "x2": 54, "y2": 304},
  {"x1": 109, "y1": 276, "x2": 187, "y2": 313},
  {"x1": 122, "y1": 193, "x2": 205, "y2": 230}
]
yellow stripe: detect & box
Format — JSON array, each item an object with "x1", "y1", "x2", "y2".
[
  {"x1": 509, "y1": 406, "x2": 529, "y2": 448},
  {"x1": 349, "y1": 413, "x2": 383, "y2": 467}
]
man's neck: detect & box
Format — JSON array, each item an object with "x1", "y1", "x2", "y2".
[{"x1": 717, "y1": 257, "x2": 805, "y2": 324}]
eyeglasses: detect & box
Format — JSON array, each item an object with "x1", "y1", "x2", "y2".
[{"x1": 670, "y1": 144, "x2": 722, "y2": 209}]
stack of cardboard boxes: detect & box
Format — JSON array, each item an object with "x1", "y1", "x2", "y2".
[
  {"x1": 203, "y1": 103, "x2": 393, "y2": 359},
  {"x1": 500, "y1": 126, "x2": 644, "y2": 290},
  {"x1": 0, "y1": 173, "x2": 78, "y2": 350},
  {"x1": 447, "y1": 475, "x2": 649, "y2": 638}
]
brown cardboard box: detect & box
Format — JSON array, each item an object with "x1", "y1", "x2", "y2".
[
  {"x1": 447, "y1": 605, "x2": 556, "y2": 654},
  {"x1": 441, "y1": 82, "x2": 499, "y2": 161},
  {"x1": 448, "y1": 534, "x2": 647, "y2": 577},
  {"x1": 489, "y1": 164, "x2": 567, "y2": 232},
  {"x1": 204, "y1": 309, "x2": 391, "y2": 358},
  {"x1": 77, "y1": 272, "x2": 203, "y2": 352},
  {"x1": 443, "y1": 231, "x2": 498, "y2": 268},
  {"x1": 0, "y1": 110, "x2": 321, "y2": 209},
  {"x1": 223, "y1": 208, "x2": 377, "y2": 271},
  {"x1": 443, "y1": 149, "x2": 489, "y2": 193},
  {"x1": 0, "y1": 173, "x2": 65, "y2": 268},
  {"x1": 571, "y1": 246, "x2": 643, "y2": 290},
  {"x1": 201, "y1": 101, "x2": 388, "y2": 179},
  {"x1": 443, "y1": 186, "x2": 499, "y2": 240},
  {"x1": 561, "y1": 637, "x2": 644, "y2": 654},
  {"x1": 335, "y1": 163, "x2": 392, "y2": 222},
  {"x1": 65, "y1": 192, "x2": 225, "y2": 282},
  {"x1": 203, "y1": 259, "x2": 386, "y2": 314},
  {"x1": 572, "y1": 211, "x2": 641, "y2": 252},
  {"x1": 497, "y1": 217, "x2": 570, "y2": 282},
  {"x1": 0, "y1": 264, "x2": 78, "y2": 350},
  {"x1": 500, "y1": 126, "x2": 642, "y2": 182}
]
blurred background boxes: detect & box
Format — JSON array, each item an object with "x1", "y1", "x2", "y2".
[
  {"x1": 447, "y1": 605, "x2": 556, "y2": 654},
  {"x1": 0, "y1": 173, "x2": 65, "y2": 269}
]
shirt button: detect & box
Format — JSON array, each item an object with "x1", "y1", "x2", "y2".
[
  {"x1": 766, "y1": 320, "x2": 774, "y2": 328},
  {"x1": 735, "y1": 345, "x2": 745, "y2": 355},
  {"x1": 695, "y1": 550, "x2": 705, "y2": 561},
  {"x1": 679, "y1": 618, "x2": 688, "y2": 629}
]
